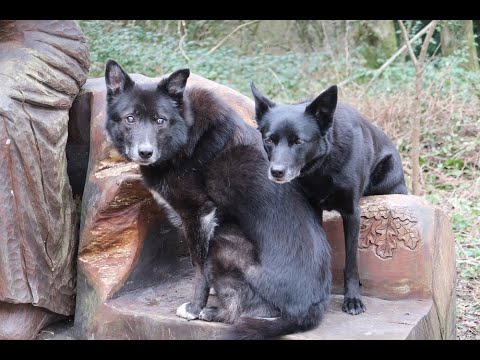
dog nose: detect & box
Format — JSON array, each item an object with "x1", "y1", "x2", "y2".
[
  {"x1": 270, "y1": 165, "x2": 286, "y2": 179},
  {"x1": 138, "y1": 145, "x2": 153, "y2": 159}
]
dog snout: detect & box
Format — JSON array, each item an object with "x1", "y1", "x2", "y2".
[
  {"x1": 270, "y1": 165, "x2": 286, "y2": 179},
  {"x1": 138, "y1": 144, "x2": 153, "y2": 159}
]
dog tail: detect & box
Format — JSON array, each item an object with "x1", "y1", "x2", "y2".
[{"x1": 221, "y1": 303, "x2": 325, "y2": 340}]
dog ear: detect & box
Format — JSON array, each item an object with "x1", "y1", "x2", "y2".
[
  {"x1": 159, "y1": 69, "x2": 190, "y2": 102},
  {"x1": 251, "y1": 82, "x2": 275, "y2": 125},
  {"x1": 305, "y1": 85, "x2": 337, "y2": 134},
  {"x1": 105, "y1": 59, "x2": 134, "y2": 97}
]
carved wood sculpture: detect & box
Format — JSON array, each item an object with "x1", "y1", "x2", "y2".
[
  {"x1": 0, "y1": 20, "x2": 89, "y2": 339},
  {"x1": 324, "y1": 195, "x2": 456, "y2": 339}
]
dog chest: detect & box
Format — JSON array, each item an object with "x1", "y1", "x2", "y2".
[{"x1": 300, "y1": 175, "x2": 355, "y2": 213}]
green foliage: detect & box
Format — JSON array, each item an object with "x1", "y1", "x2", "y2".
[
  {"x1": 79, "y1": 20, "x2": 185, "y2": 78},
  {"x1": 79, "y1": 20, "x2": 480, "y2": 103}
]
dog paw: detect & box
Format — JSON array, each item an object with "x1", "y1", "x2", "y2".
[
  {"x1": 198, "y1": 307, "x2": 218, "y2": 322},
  {"x1": 176, "y1": 302, "x2": 199, "y2": 320},
  {"x1": 342, "y1": 297, "x2": 366, "y2": 315}
]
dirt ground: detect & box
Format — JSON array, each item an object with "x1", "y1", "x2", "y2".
[{"x1": 456, "y1": 277, "x2": 480, "y2": 339}]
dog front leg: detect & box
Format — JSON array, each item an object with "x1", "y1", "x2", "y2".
[
  {"x1": 341, "y1": 206, "x2": 366, "y2": 315},
  {"x1": 149, "y1": 189, "x2": 213, "y2": 320},
  {"x1": 177, "y1": 202, "x2": 217, "y2": 320},
  {"x1": 176, "y1": 266, "x2": 210, "y2": 320}
]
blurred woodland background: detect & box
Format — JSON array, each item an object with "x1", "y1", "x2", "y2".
[{"x1": 78, "y1": 20, "x2": 480, "y2": 339}]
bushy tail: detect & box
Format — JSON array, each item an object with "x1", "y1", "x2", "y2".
[{"x1": 221, "y1": 303, "x2": 325, "y2": 340}]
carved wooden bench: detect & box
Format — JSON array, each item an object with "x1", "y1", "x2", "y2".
[{"x1": 44, "y1": 75, "x2": 455, "y2": 340}]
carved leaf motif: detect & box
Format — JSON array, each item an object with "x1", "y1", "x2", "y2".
[
  {"x1": 395, "y1": 219, "x2": 420, "y2": 250},
  {"x1": 374, "y1": 219, "x2": 398, "y2": 258},
  {"x1": 359, "y1": 204, "x2": 420, "y2": 259},
  {"x1": 359, "y1": 217, "x2": 376, "y2": 248},
  {"x1": 360, "y1": 205, "x2": 389, "y2": 249},
  {"x1": 361, "y1": 205, "x2": 389, "y2": 220}
]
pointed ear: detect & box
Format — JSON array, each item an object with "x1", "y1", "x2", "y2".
[
  {"x1": 250, "y1": 82, "x2": 275, "y2": 125},
  {"x1": 305, "y1": 85, "x2": 337, "y2": 134},
  {"x1": 159, "y1": 69, "x2": 190, "y2": 102},
  {"x1": 105, "y1": 59, "x2": 134, "y2": 97}
]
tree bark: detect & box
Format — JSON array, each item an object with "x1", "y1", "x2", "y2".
[
  {"x1": 411, "y1": 67, "x2": 422, "y2": 196},
  {"x1": 441, "y1": 20, "x2": 479, "y2": 71},
  {"x1": 399, "y1": 20, "x2": 439, "y2": 196},
  {"x1": 353, "y1": 20, "x2": 398, "y2": 68}
]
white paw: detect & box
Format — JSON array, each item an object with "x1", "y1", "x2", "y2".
[
  {"x1": 198, "y1": 308, "x2": 209, "y2": 319},
  {"x1": 176, "y1": 302, "x2": 198, "y2": 320},
  {"x1": 209, "y1": 287, "x2": 217, "y2": 296}
]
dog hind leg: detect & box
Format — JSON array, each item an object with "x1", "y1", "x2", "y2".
[{"x1": 366, "y1": 154, "x2": 408, "y2": 195}]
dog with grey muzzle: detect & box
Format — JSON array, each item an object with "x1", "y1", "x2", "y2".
[{"x1": 104, "y1": 60, "x2": 332, "y2": 339}]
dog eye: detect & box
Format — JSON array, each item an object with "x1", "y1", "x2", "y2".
[
  {"x1": 125, "y1": 115, "x2": 135, "y2": 124},
  {"x1": 264, "y1": 137, "x2": 273, "y2": 145},
  {"x1": 156, "y1": 117, "x2": 166, "y2": 126},
  {"x1": 294, "y1": 139, "x2": 304, "y2": 145}
]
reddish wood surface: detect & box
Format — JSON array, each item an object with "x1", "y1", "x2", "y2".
[{"x1": 0, "y1": 21, "x2": 89, "y2": 321}]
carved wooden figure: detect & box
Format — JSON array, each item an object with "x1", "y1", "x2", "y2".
[{"x1": 0, "y1": 20, "x2": 89, "y2": 339}]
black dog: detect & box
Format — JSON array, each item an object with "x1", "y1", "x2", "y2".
[
  {"x1": 252, "y1": 83, "x2": 407, "y2": 315},
  {"x1": 104, "y1": 60, "x2": 331, "y2": 339}
]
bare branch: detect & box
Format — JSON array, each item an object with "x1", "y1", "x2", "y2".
[
  {"x1": 338, "y1": 71, "x2": 373, "y2": 88},
  {"x1": 205, "y1": 20, "x2": 260, "y2": 56},
  {"x1": 320, "y1": 20, "x2": 340, "y2": 81},
  {"x1": 406, "y1": 20, "x2": 413, "y2": 34},
  {"x1": 363, "y1": 21, "x2": 436, "y2": 92},
  {"x1": 398, "y1": 20, "x2": 440, "y2": 195},
  {"x1": 177, "y1": 20, "x2": 190, "y2": 63},
  {"x1": 344, "y1": 20, "x2": 350, "y2": 77},
  {"x1": 398, "y1": 20, "x2": 418, "y2": 67},
  {"x1": 419, "y1": 20, "x2": 439, "y2": 65}
]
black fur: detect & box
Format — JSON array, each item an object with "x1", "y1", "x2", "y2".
[
  {"x1": 104, "y1": 60, "x2": 332, "y2": 339},
  {"x1": 252, "y1": 82, "x2": 408, "y2": 315}
]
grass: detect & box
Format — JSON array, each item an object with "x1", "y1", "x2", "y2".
[{"x1": 78, "y1": 20, "x2": 480, "y2": 339}]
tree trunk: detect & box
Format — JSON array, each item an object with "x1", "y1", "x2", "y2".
[
  {"x1": 411, "y1": 67, "x2": 422, "y2": 196},
  {"x1": 353, "y1": 20, "x2": 398, "y2": 68},
  {"x1": 441, "y1": 20, "x2": 479, "y2": 71},
  {"x1": 398, "y1": 20, "x2": 438, "y2": 195}
]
